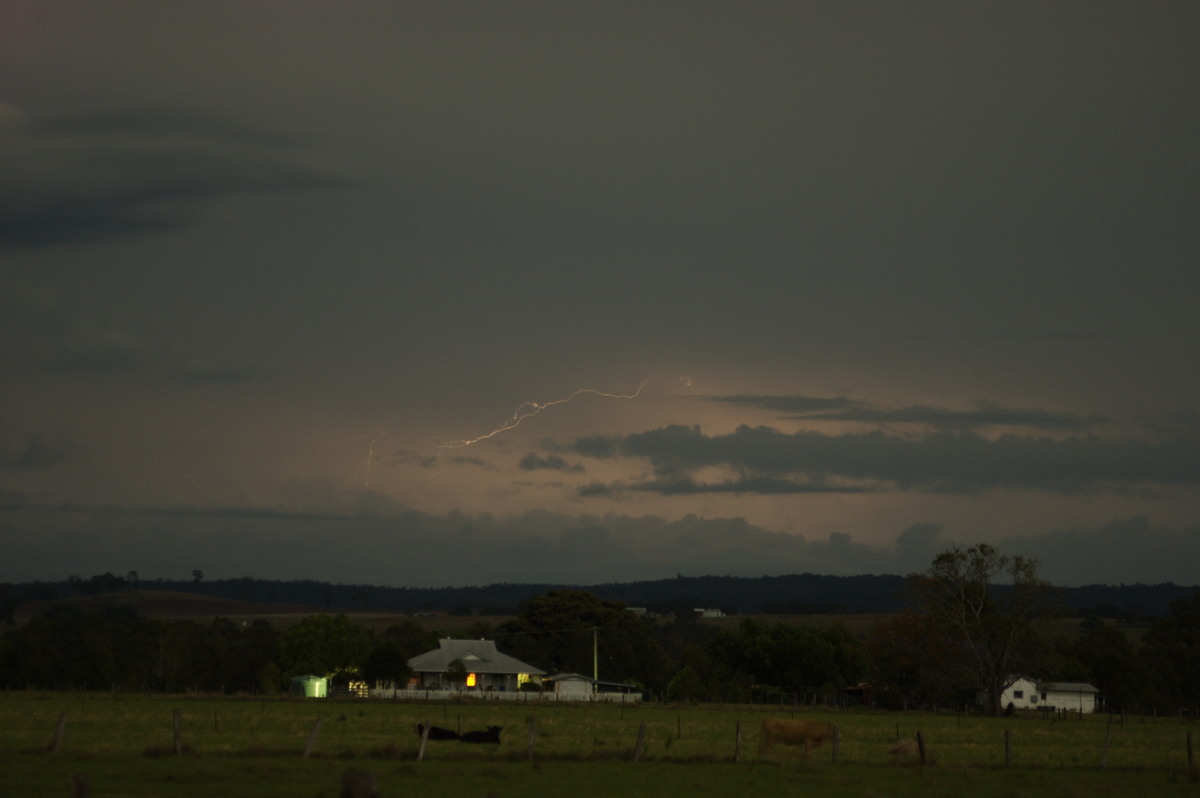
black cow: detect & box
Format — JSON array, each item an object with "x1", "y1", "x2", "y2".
[
  {"x1": 460, "y1": 725, "x2": 502, "y2": 744},
  {"x1": 414, "y1": 723, "x2": 459, "y2": 741}
]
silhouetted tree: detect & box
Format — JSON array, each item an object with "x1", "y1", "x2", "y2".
[
  {"x1": 1141, "y1": 591, "x2": 1200, "y2": 709},
  {"x1": 275, "y1": 614, "x2": 372, "y2": 678},
  {"x1": 362, "y1": 641, "x2": 412, "y2": 688},
  {"x1": 708, "y1": 618, "x2": 865, "y2": 698},
  {"x1": 498, "y1": 590, "x2": 670, "y2": 689},
  {"x1": 1066, "y1": 617, "x2": 1153, "y2": 713},
  {"x1": 908, "y1": 544, "x2": 1057, "y2": 716}
]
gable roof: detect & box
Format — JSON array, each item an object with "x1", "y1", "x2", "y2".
[{"x1": 407, "y1": 639, "x2": 545, "y2": 676}]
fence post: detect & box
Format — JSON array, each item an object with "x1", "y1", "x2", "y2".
[
  {"x1": 526, "y1": 715, "x2": 537, "y2": 762},
  {"x1": 173, "y1": 709, "x2": 183, "y2": 755},
  {"x1": 1187, "y1": 731, "x2": 1194, "y2": 778},
  {"x1": 1101, "y1": 726, "x2": 1111, "y2": 770},
  {"x1": 303, "y1": 718, "x2": 322, "y2": 759},
  {"x1": 831, "y1": 724, "x2": 840, "y2": 764},
  {"x1": 1004, "y1": 729, "x2": 1012, "y2": 769},
  {"x1": 916, "y1": 731, "x2": 926, "y2": 766},
  {"x1": 51, "y1": 712, "x2": 68, "y2": 753},
  {"x1": 416, "y1": 720, "x2": 431, "y2": 761},
  {"x1": 734, "y1": 721, "x2": 742, "y2": 764},
  {"x1": 631, "y1": 723, "x2": 646, "y2": 762}
]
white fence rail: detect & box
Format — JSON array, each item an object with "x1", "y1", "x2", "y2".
[{"x1": 367, "y1": 688, "x2": 642, "y2": 703}]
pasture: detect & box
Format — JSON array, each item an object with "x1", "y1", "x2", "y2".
[{"x1": 0, "y1": 692, "x2": 1195, "y2": 797}]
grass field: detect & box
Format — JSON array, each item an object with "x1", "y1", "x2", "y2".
[{"x1": 0, "y1": 692, "x2": 1196, "y2": 797}]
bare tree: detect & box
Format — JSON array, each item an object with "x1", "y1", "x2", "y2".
[{"x1": 909, "y1": 544, "x2": 1057, "y2": 716}]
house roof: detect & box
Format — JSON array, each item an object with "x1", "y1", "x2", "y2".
[
  {"x1": 545, "y1": 672, "x2": 639, "y2": 691},
  {"x1": 545, "y1": 673, "x2": 593, "y2": 682},
  {"x1": 1042, "y1": 681, "x2": 1098, "y2": 693},
  {"x1": 407, "y1": 639, "x2": 545, "y2": 676}
]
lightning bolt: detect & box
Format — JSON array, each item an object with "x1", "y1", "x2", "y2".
[
  {"x1": 438, "y1": 379, "x2": 650, "y2": 448},
  {"x1": 326, "y1": 426, "x2": 388, "y2": 486}
]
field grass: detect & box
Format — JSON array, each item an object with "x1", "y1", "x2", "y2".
[{"x1": 0, "y1": 692, "x2": 1196, "y2": 797}]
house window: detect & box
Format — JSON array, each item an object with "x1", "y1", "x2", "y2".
[
  {"x1": 1013, "y1": 690, "x2": 1024, "y2": 699},
  {"x1": 466, "y1": 673, "x2": 477, "y2": 688}
]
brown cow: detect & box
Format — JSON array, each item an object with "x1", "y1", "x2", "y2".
[{"x1": 759, "y1": 718, "x2": 834, "y2": 757}]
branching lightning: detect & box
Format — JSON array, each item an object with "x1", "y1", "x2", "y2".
[
  {"x1": 327, "y1": 426, "x2": 388, "y2": 486},
  {"x1": 438, "y1": 379, "x2": 650, "y2": 449}
]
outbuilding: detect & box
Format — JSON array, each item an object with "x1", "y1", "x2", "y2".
[
  {"x1": 543, "y1": 672, "x2": 642, "y2": 701},
  {"x1": 991, "y1": 676, "x2": 1099, "y2": 713}
]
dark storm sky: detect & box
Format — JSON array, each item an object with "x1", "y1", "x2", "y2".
[{"x1": 2, "y1": 2, "x2": 1198, "y2": 587}]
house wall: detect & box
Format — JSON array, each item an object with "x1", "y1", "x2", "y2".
[
  {"x1": 1043, "y1": 688, "x2": 1097, "y2": 713},
  {"x1": 554, "y1": 679, "x2": 593, "y2": 697},
  {"x1": 991, "y1": 678, "x2": 1098, "y2": 713},
  {"x1": 997, "y1": 678, "x2": 1041, "y2": 711}
]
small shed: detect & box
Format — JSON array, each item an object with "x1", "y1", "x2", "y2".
[
  {"x1": 290, "y1": 675, "x2": 328, "y2": 698},
  {"x1": 1041, "y1": 681, "x2": 1099, "y2": 713},
  {"x1": 544, "y1": 672, "x2": 642, "y2": 699},
  {"x1": 545, "y1": 673, "x2": 595, "y2": 698}
]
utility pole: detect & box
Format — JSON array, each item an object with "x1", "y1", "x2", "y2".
[{"x1": 593, "y1": 627, "x2": 599, "y2": 684}]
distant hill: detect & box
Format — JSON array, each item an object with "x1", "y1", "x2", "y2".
[
  {"x1": 8, "y1": 590, "x2": 323, "y2": 624},
  {"x1": 7, "y1": 574, "x2": 1197, "y2": 619}
]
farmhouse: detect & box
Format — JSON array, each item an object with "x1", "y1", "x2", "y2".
[
  {"x1": 991, "y1": 676, "x2": 1100, "y2": 713},
  {"x1": 405, "y1": 638, "x2": 545, "y2": 693}
]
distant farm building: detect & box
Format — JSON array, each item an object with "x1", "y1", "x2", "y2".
[
  {"x1": 405, "y1": 638, "x2": 544, "y2": 693},
  {"x1": 543, "y1": 672, "x2": 642, "y2": 701},
  {"x1": 989, "y1": 677, "x2": 1100, "y2": 713}
]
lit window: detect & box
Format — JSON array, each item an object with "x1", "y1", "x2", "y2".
[{"x1": 466, "y1": 673, "x2": 476, "y2": 688}]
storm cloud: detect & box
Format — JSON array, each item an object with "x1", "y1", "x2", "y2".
[
  {"x1": 570, "y1": 423, "x2": 1200, "y2": 495},
  {"x1": 2, "y1": 3, "x2": 1197, "y2": 588},
  {"x1": 0, "y1": 105, "x2": 343, "y2": 248}
]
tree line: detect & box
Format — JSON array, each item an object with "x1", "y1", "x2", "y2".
[
  {"x1": 1, "y1": 547, "x2": 1197, "y2": 716},
  {"x1": 5, "y1": 570, "x2": 1195, "y2": 619}
]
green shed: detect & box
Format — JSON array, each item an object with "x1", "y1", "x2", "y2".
[{"x1": 290, "y1": 675, "x2": 328, "y2": 698}]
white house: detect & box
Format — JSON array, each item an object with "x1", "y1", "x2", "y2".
[{"x1": 992, "y1": 677, "x2": 1099, "y2": 713}]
